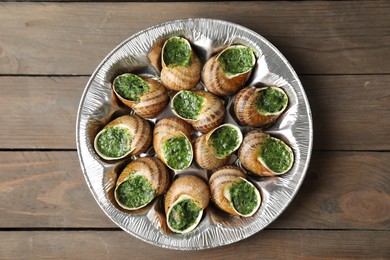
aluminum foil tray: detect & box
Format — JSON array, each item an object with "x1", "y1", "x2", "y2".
[{"x1": 76, "y1": 18, "x2": 313, "y2": 250}]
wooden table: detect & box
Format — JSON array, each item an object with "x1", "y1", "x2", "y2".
[{"x1": 1, "y1": 1, "x2": 389, "y2": 258}]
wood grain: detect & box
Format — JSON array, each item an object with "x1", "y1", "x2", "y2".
[
  {"x1": 0, "y1": 76, "x2": 82, "y2": 149},
  {"x1": 0, "y1": 151, "x2": 114, "y2": 228},
  {"x1": 275, "y1": 151, "x2": 390, "y2": 230},
  {"x1": 0, "y1": 230, "x2": 389, "y2": 258},
  {"x1": 1, "y1": 151, "x2": 389, "y2": 230},
  {"x1": 301, "y1": 75, "x2": 390, "y2": 151},
  {"x1": 1, "y1": 75, "x2": 389, "y2": 150},
  {"x1": 0, "y1": 1, "x2": 389, "y2": 75}
]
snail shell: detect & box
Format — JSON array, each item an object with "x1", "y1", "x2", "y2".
[
  {"x1": 194, "y1": 135, "x2": 229, "y2": 170},
  {"x1": 202, "y1": 45, "x2": 256, "y2": 97},
  {"x1": 234, "y1": 86, "x2": 288, "y2": 127},
  {"x1": 194, "y1": 123, "x2": 243, "y2": 170},
  {"x1": 114, "y1": 157, "x2": 170, "y2": 210},
  {"x1": 112, "y1": 74, "x2": 169, "y2": 119},
  {"x1": 209, "y1": 166, "x2": 261, "y2": 217},
  {"x1": 165, "y1": 175, "x2": 210, "y2": 233},
  {"x1": 238, "y1": 130, "x2": 294, "y2": 176},
  {"x1": 94, "y1": 115, "x2": 152, "y2": 160},
  {"x1": 153, "y1": 117, "x2": 193, "y2": 171},
  {"x1": 160, "y1": 37, "x2": 201, "y2": 91},
  {"x1": 171, "y1": 90, "x2": 225, "y2": 133},
  {"x1": 147, "y1": 38, "x2": 165, "y2": 74}
]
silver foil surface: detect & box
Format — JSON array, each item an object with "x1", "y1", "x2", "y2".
[{"x1": 76, "y1": 18, "x2": 313, "y2": 250}]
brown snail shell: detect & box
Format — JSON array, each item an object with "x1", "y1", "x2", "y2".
[
  {"x1": 171, "y1": 90, "x2": 225, "y2": 133},
  {"x1": 194, "y1": 135, "x2": 229, "y2": 170},
  {"x1": 160, "y1": 37, "x2": 201, "y2": 91},
  {"x1": 114, "y1": 157, "x2": 170, "y2": 210},
  {"x1": 147, "y1": 38, "x2": 165, "y2": 74},
  {"x1": 234, "y1": 86, "x2": 288, "y2": 127},
  {"x1": 165, "y1": 175, "x2": 210, "y2": 233},
  {"x1": 209, "y1": 166, "x2": 261, "y2": 217},
  {"x1": 202, "y1": 45, "x2": 255, "y2": 97},
  {"x1": 153, "y1": 117, "x2": 193, "y2": 171},
  {"x1": 94, "y1": 115, "x2": 152, "y2": 160},
  {"x1": 113, "y1": 74, "x2": 169, "y2": 119},
  {"x1": 238, "y1": 130, "x2": 294, "y2": 176},
  {"x1": 194, "y1": 124, "x2": 243, "y2": 170}
]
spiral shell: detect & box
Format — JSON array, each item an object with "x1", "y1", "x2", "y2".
[
  {"x1": 113, "y1": 74, "x2": 169, "y2": 119},
  {"x1": 160, "y1": 37, "x2": 201, "y2": 91},
  {"x1": 94, "y1": 115, "x2": 152, "y2": 160},
  {"x1": 234, "y1": 86, "x2": 288, "y2": 127},
  {"x1": 147, "y1": 38, "x2": 165, "y2": 74},
  {"x1": 194, "y1": 124, "x2": 243, "y2": 170},
  {"x1": 238, "y1": 130, "x2": 294, "y2": 176},
  {"x1": 209, "y1": 166, "x2": 260, "y2": 217},
  {"x1": 153, "y1": 117, "x2": 193, "y2": 171},
  {"x1": 114, "y1": 157, "x2": 170, "y2": 210},
  {"x1": 202, "y1": 45, "x2": 255, "y2": 97},
  {"x1": 194, "y1": 135, "x2": 229, "y2": 170},
  {"x1": 171, "y1": 90, "x2": 225, "y2": 133},
  {"x1": 165, "y1": 175, "x2": 210, "y2": 233}
]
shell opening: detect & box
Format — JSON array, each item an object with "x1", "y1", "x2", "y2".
[
  {"x1": 94, "y1": 124, "x2": 134, "y2": 160},
  {"x1": 162, "y1": 133, "x2": 193, "y2": 171},
  {"x1": 217, "y1": 45, "x2": 256, "y2": 78},
  {"x1": 162, "y1": 37, "x2": 192, "y2": 67},
  {"x1": 113, "y1": 73, "x2": 150, "y2": 102},
  {"x1": 255, "y1": 87, "x2": 288, "y2": 116},
  {"x1": 207, "y1": 124, "x2": 243, "y2": 159},
  {"x1": 114, "y1": 174, "x2": 156, "y2": 210},
  {"x1": 223, "y1": 177, "x2": 261, "y2": 217},
  {"x1": 258, "y1": 137, "x2": 294, "y2": 175},
  {"x1": 167, "y1": 194, "x2": 203, "y2": 234},
  {"x1": 171, "y1": 90, "x2": 205, "y2": 120}
]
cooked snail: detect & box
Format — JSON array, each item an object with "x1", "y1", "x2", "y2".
[
  {"x1": 194, "y1": 124, "x2": 243, "y2": 170},
  {"x1": 94, "y1": 115, "x2": 152, "y2": 160},
  {"x1": 202, "y1": 45, "x2": 256, "y2": 97},
  {"x1": 165, "y1": 175, "x2": 210, "y2": 234},
  {"x1": 114, "y1": 157, "x2": 170, "y2": 210},
  {"x1": 171, "y1": 90, "x2": 225, "y2": 133},
  {"x1": 155, "y1": 36, "x2": 201, "y2": 91},
  {"x1": 238, "y1": 130, "x2": 294, "y2": 176},
  {"x1": 112, "y1": 73, "x2": 169, "y2": 118},
  {"x1": 209, "y1": 166, "x2": 261, "y2": 217},
  {"x1": 153, "y1": 117, "x2": 193, "y2": 171},
  {"x1": 234, "y1": 86, "x2": 288, "y2": 127}
]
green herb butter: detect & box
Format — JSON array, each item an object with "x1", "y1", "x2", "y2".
[
  {"x1": 230, "y1": 180, "x2": 259, "y2": 216},
  {"x1": 218, "y1": 46, "x2": 255, "y2": 76},
  {"x1": 256, "y1": 87, "x2": 288, "y2": 115},
  {"x1": 163, "y1": 37, "x2": 192, "y2": 67},
  {"x1": 113, "y1": 73, "x2": 150, "y2": 102},
  {"x1": 162, "y1": 136, "x2": 192, "y2": 170},
  {"x1": 209, "y1": 126, "x2": 240, "y2": 158},
  {"x1": 259, "y1": 137, "x2": 293, "y2": 173},
  {"x1": 97, "y1": 126, "x2": 132, "y2": 158},
  {"x1": 116, "y1": 175, "x2": 155, "y2": 209},
  {"x1": 168, "y1": 199, "x2": 201, "y2": 231},
  {"x1": 173, "y1": 91, "x2": 205, "y2": 120}
]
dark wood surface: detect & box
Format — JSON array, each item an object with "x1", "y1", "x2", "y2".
[{"x1": 0, "y1": 1, "x2": 389, "y2": 258}]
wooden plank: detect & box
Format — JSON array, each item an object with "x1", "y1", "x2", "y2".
[
  {"x1": 301, "y1": 75, "x2": 390, "y2": 151},
  {"x1": 0, "y1": 1, "x2": 389, "y2": 75},
  {"x1": 0, "y1": 230, "x2": 388, "y2": 258},
  {"x1": 1, "y1": 75, "x2": 389, "y2": 150},
  {"x1": 1, "y1": 151, "x2": 389, "y2": 230},
  {"x1": 274, "y1": 151, "x2": 390, "y2": 230},
  {"x1": 0, "y1": 76, "x2": 82, "y2": 149},
  {"x1": 0, "y1": 151, "x2": 115, "y2": 228}
]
